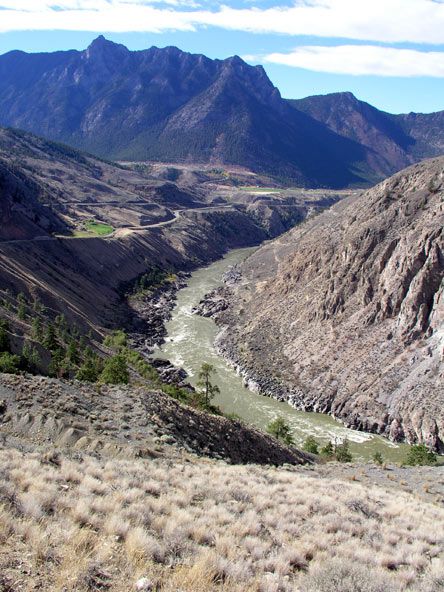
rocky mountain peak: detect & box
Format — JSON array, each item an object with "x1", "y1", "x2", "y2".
[{"x1": 84, "y1": 35, "x2": 128, "y2": 61}]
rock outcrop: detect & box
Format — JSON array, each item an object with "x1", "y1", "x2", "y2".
[{"x1": 215, "y1": 158, "x2": 444, "y2": 450}]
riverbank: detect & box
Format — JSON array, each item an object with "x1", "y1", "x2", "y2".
[{"x1": 153, "y1": 248, "x2": 410, "y2": 462}]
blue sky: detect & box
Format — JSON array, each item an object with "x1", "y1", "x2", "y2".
[{"x1": 0, "y1": 0, "x2": 444, "y2": 114}]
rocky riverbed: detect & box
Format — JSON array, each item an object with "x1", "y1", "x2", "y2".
[
  {"x1": 126, "y1": 272, "x2": 197, "y2": 389},
  {"x1": 128, "y1": 272, "x2": 190, "y2": 354},
  {"x1": 196, "y1": 285, "x2": 296, "y2": 404}
]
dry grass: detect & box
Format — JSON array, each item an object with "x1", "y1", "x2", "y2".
[{"x1": 0, "y1": 446, "x2": 443, "y2": 591}]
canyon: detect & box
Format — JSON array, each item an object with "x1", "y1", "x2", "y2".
[{"x1": 203, "y1": 158, "x2": 444, "y2": 450}]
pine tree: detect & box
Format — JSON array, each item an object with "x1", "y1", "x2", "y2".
[
  {"x1": 48, "y1": 347, "x2": 66, "y2": 377},
  {"x1": 31, "y1": 317, "x2": 43, "y2": 341},
  {"x1": 303, "y1": 436, "x2": 319, "y2": 454},
  {"x1": 335, "y1": 438, "x2": 353, "y2": 462},
  {"x1": 42, "y1": 323, "x2": 57, "y2": 351},
  {"x1": 29, "y1": 347, "x2": 41, "y2": 370},
  {"x1": 196, "y1": 363, "x2": 220, "y2": 406},
  {"x1": 0, "y1": 319, "x2": 10, "y2": 352},
  {"x1": 266, "y1": 417, "x2": 294, "y2": 446},
  {"x1": 21, "y1": 341, "x2": 32, "y2": 362},
  {"x1": 17, "y1": 301, "x2": 26, "y2": 321},
  {"x1": 99, "y1": 354, "x2": 129, "y2": 385},
  {"x1": 320, "y1": 441, "x2": 334, "y2": 458},
  {"x1": 76, "y1": 358, "x2": 100, "y2": 382},
  {"x1": 66, "y1": 341, "x2": 79, "y2": 365}
]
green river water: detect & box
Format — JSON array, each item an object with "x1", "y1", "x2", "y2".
[{"x1": 154, "y1": 247, "x2": 409, "y2": 462}]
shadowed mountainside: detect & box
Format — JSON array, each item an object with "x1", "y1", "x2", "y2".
[
  {"x1": 0, "y1": 126, "x2": 348, "y2": 364},
  {"x1": 0, "y1": 126, "x2": 205, "y2": 241},
  {"x1": 1, "y1": 39, "x2": 443, "y2": 187},
  {"x1": 291, "y1": 92, "x2": 444, "y2": 182}
]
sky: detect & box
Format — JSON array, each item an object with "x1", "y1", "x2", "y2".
[{"x1": 0, "y1": 0, "x2": 443, "y2": 114}]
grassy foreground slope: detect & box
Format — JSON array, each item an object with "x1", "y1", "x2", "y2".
[
  {"x1": 0, "y1": 374, "x2": 444, "y2": 592},
  {"x1": 0, "y1": 446, "x2": 443, "y2": 592}
]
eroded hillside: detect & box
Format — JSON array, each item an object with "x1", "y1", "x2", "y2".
[
  {"x1": 0, "y1": 126, "x2": 345, "y2": 370},
  {"x1": 213, "y1": 158, "x2": 444, "y2": 450}
]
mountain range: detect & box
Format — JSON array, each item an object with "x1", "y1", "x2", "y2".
[{"x1": 0, "y1": 36, "x2": 443, "y2": 187}]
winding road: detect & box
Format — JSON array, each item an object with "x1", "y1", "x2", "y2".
[{"x1": 0, "y1": 204, "x2": 235, "y2": 246}]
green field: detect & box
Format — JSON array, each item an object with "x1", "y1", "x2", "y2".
[
  {"x1": 238, "y1": 186, "x2": 281, "y2": 193},
  {"x1": 72, "y1": 220, "x2": 114, "y2": 237}
]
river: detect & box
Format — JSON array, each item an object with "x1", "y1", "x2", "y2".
[{"x1": 154, "y1": 247, "x2": 408, "y2": 462}]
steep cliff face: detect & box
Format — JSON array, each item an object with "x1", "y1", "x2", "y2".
[{"x1": 217, "y1": 158, "x2": 444, "y2": 450}]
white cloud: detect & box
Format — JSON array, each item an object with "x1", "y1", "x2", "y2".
[
  {"x1": 0, "y1": 0, "x2": 444, "y2": 45},
  {"x1": 262, "y1": 45, "x2": 444, "y2": 77}
]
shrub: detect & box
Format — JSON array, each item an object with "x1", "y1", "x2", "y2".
[
  {"x1": 301, "y1": 559, "x2": 400, "y2": 592},
  {"x1": 266, "y1": 417, "x2": 294, "y2": 446},
  {"x1": 372, "y1": 451, "x2": 384, "y2": 466},
  {"x1": 335, "y1": 439, "x2": 353, "y2": 463},
  {"x1": 122, "y1": 348, "x2": 158, "y2": 382},
  {"x1": 0, "y1": 352, "x2": 20, "y2": 374},
  {"x1": 405, "y1": 444, "x2": 437, "y2": 466},
  {"x1": 100, "y1": 354, "x2": 129, "y2": 385},
  {"x1": 303, "y1": 436, "x2": 319, "y2": 455},
  {"x1": 103, "y1": 330, "x2": 127, "y2": 350},
  {"x1": 76, "y1": 358, "x2": 101, "y2": 383},
  {"x1": 320, "y1": 441, "x2": 334, "y2": 458}
]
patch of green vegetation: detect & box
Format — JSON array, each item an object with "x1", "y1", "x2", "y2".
[
  {"x1": 76, "y1": 348, "x2": 104, "y2": 383},
  {"x1": 238, "y1": 186, "x2": 281, "y2": 193},
  {"x1": 303, "y1": 436, "x2": 319, "y2": 455},
  {"x1": 318, "y1": 438, "x2": 352, "y2": 462},
  {"x1": 0, "y1": 352, "x2": 20, "y2": 374},
  {"x1": 0, "y1": 319, "x2": 10, "y2": 352},
  {"x1": 85, "y1": 220, "x2": 114, "y2": 235},
  {"x1": 266, "y1": 417, "x2": 294, "y2": 446},
  {"x1": 372, "y1": 451, "x2": 384, "y2": 466},
  {"x1": 122, "y1": 348, "x2": 158, "y2": 382},
  {"x1": 103, "y1": 329, "x2": 127, "y2": 350},
  {"x1": 100, "y1": 353, "x2": 129, "y2": 385},
  {"x1": 335, "y1": 439, "x2": 353, "y2": 463},
  {"x1": 72, "y1": 220, "x2": 114, "y2": 238},
  {"x1": 127, "y1": 267, "x2": 175, "y2": 296},
  {"x1": 404, "y1": 444, "x2": 437, "y2": 466},
  {"x1": 225, "y1": 412, "x2": 243, "y2": 422},
  {"x1": 320, "y1": 440, "x2": 335, "y2": 459}
]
